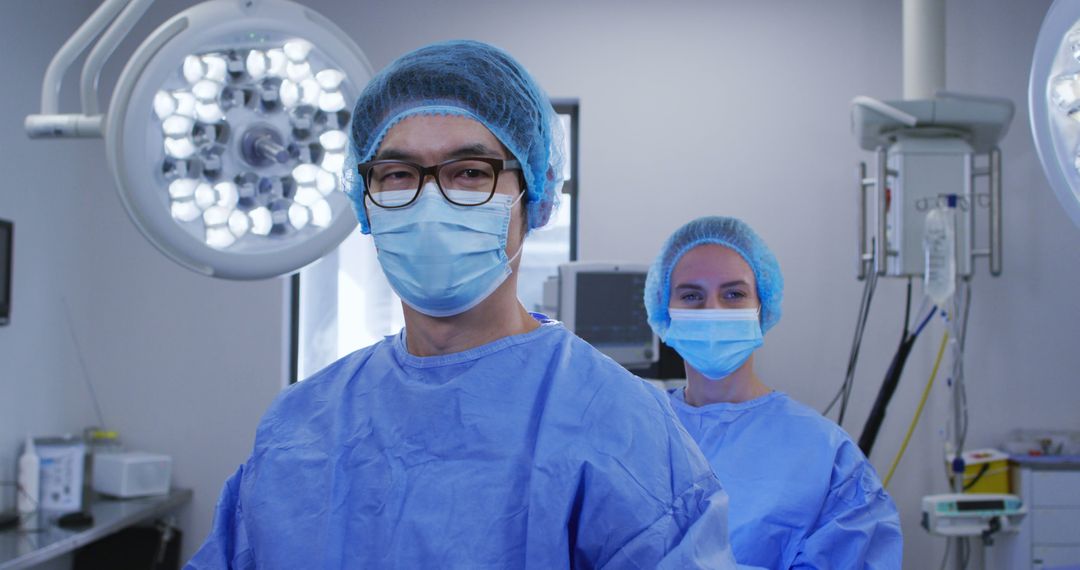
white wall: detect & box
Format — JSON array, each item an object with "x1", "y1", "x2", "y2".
[
  {"x1": 1, "y1": 1, "x2": 287, "y2": 563},
  {"x1": 4, "y1": 0, "x2": 1077, "y2": 568},
  {"x1": 0, "y1": 1, "x2": 110, "y2": 524}
]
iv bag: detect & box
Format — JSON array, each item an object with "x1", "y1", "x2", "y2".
[{"x1": 924, "y1": 207, "x2": 956, "y2": 304}]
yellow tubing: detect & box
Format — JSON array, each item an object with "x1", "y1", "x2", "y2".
[{"x1": 883, "y1": 330, "x2": 950, "y2": 489}]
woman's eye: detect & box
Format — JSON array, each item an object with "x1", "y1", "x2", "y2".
[
  {"x1": 679, "y1": 292, "x2": 703, "y2": 303},
  {"x1": 723, "y1": 290, "x2": 748, "y2": 301}
]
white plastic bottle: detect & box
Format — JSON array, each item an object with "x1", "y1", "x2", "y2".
[
  {"x1": 924, "y1": 206, "x2": 956, "y2": 305},
  {"x1": 16, "y1": 436, "x2": 40, "y2": 514}
]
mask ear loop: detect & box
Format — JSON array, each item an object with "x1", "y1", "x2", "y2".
[
  {"x1": 505, "y1": 189, "x2": 527, "y2": 265},
  {"x1": 508, "y1": 187, "x2": 526, "y2": 209}
]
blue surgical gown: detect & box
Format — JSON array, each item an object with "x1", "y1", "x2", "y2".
[
  {"x1": 188, "y1": 317, "x2": 737, "y2": 569},
  {"x1": 667, "y1": 389, "x2": 902, "y2": 570}
]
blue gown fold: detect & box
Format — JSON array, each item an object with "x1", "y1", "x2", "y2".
[
  {"x1": 668, "y1": 389, "x2": 903, "y2": 570},
  {"x1": 188, "y1": 318, "x2": 737, "y2": 569}
]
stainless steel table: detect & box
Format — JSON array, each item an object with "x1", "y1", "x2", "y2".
[{"x1": 0, "y1": 488, "x2": 192, "y2": 570}]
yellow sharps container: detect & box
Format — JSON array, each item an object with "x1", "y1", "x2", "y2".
[{"x1": 947, "y1": 448, "x2": 1011, "y2": 494}]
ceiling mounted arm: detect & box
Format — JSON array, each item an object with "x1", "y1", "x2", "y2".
[
  {"x1": 25, "y1": 0, "x2": 137, "y2": 138},
  {"x1": 41, "y1": 0, "x2": 127, "y2": 114},
  {"x1": 81, "y1": 0, "x2": 156, "y2": 116}
]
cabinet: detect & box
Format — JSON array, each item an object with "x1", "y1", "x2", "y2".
[{"x1": 1004, "y1": 459, "x2": 1080, "y2": 570}]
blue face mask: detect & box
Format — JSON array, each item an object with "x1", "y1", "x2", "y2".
[
  {"x1": 367, "y1": 183, "x2": 523, "y2": 317},
  {"x1": 664, "y1": 308, "x2": 763, "y2": 381}
]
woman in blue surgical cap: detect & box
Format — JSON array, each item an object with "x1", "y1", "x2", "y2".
[{"x1": 644, "y1": 216, "x2": 903, "y2": 569}]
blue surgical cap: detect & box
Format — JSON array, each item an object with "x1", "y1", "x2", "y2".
[
  {"x1": 644, "y1": 216, "x2": 784, "y2": 339},
  {"x1": 344, "y1": 40, "x2": 565, "y2": 233}
]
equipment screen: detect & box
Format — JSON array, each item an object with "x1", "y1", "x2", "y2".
[
  {"x1": 956, "y1": 499, "x2": 1005, "y2": 512},
  {"x1": 573, "y1": 272, "x2": 652, "y2": 345},
  {"x1": 0, "y1": 219, "x2": 10, "y2": 325}
]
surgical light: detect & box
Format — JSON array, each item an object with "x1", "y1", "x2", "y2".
[
  {"x1": 1030, "y1": 0, "x2": 1080, "y2": 229},
  {"x1": 25, "y1": 0, "x2": 373, "y2": 279}
]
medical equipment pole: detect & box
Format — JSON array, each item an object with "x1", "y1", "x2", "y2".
[
  {"x1": 951, "y1": 318, "x2": 965, "y2": 496},
  {"x1": 858, "y1": 162, "x2": 869, "y2": 280},
  {"x1": 876, "y1": 147, "x2": 888, "y2": 276},
  {"x1": 989, "y1": 149, "x2": 1002, "y2": 276},
  {"x1": 971, "y1": 148, "x2": 1004, "y2": 277},
  {"x1": 903, "y1": 0, "x2": 945, "y2": 100},
  {"x1": 950, "y1": 289, "x2": 970, "y2": 570}
]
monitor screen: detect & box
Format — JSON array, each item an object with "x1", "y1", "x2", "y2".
[
  {"x1": 956, "y1": 499, "x2": 1005, "y2": 512},
  {"x1": 573, "y1": 272, "x2": 652, "y2": 346},
  {"x1": 0, "y1": 219, "x2": 10, "y2": 326}
]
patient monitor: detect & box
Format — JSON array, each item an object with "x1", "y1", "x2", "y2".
[{"x1": 542, "y1": 262, "x2": 659, "y2": 370}]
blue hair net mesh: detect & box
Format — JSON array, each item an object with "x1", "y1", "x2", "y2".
[
  {"x1": 343, "y1": 40, "x2": 565, "y2": 233},
  {"x1": 644, "y1": 216, "x2": 784, "y2": 339}
]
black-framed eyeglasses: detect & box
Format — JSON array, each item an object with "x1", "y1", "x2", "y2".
[{"x1": 358, "y1": 157, "x2": 522, "y2": 208}]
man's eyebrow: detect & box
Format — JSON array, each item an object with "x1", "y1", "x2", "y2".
[
  {"x1": 719, "y1": 279, "x2": 751, "y2": 289},
  {"x1": 372, "y1": 148, "x2": 416, "y2": 161},
  {"x1": 445, "y1": 143, "x2": 504, "y2": 159},
  {"x1": 373, "y1": 143, "x2": 504, "y2": 162},
  {"x1": 673, "y1": 283, "x2": 705, "y2": 290}
]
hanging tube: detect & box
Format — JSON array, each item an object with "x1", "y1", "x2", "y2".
[
  {"x1": 81, "y1": 0, "x2": 156, "y2": 115},
  {"x1": 40, "y1": 0, "x2": 129, "y2": 114}
]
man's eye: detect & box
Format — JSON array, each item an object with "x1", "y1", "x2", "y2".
[
  {"x1": 450, "y1": 168, "x2": 493, "y2": 183},
  {"x1": 723, "y1": 290, "x2": 748, "y2": 300},
  {"x1": 679, "y1": 292, "x2": 703, "y2": 302},
  {"x1": 382, "y1": 170, "x2": 415, "y2": 181}
]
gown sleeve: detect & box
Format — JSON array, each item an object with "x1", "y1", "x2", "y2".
[
  {"x1": 184, "y1": 465, "x2": 255, "y2": 570},
  {"x1": 573, "y1": 383, "x2": 739, "y2": 570},
  {"x1": 599, "y1": 474, "x2": 738, "y2": 570},
  {"x1": 791, "y1": 441, "x2": 904, "y2": 570}
]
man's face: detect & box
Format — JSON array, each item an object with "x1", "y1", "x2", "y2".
[{"x1": 372, "y1": 114, "x2": 526, "y2": 262}]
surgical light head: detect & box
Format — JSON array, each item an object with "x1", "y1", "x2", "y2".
[
  {"x1": 150, "y1": 41, "x2": 349, "y2": 246},
  {"x1": 1030, "y1": 0, "x2": 1080, "y2": 229},
  {"x1": 644, "y1": 216, "x2": 784, "y2": 340},
  {"x1": 344, "y1": 40, "x2": 565, "y2": 233},
  {"x1": 106, "y1": 1, "x2": 374, "y2": 279}
]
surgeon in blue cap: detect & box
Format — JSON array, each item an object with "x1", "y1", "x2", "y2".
[
  {"x1": 644, "y1": 216, "x2": 903, "y2": 570},
  {"x1": 188, "y1": 42, "x2": 738, "y2": 569}
]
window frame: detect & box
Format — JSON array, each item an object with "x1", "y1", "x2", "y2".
[{"x1": 552, "y1": 100, "x2": 579, "y2": 261}]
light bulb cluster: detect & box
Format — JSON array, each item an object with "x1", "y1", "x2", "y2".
[
  {"x1": 153, "y1": 39, "x2": 351, "y2": 249},
  {"x1": 1050, "y1": 33, "x2": 1080, "y2": 174}
]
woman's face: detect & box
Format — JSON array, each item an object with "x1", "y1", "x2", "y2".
[{"x1": 668, "y1": 244, "x2": 759, "y2": 310}]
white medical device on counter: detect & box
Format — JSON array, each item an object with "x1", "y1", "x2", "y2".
[
  {"x1": 35, "y1": 436, "x2": 86, "y2": 512},
  {"x1": 92, "y1": 452, "x2": 173, "y2": 498},
  {"x1": 922, "y1": 493, "x2": 1026, "y2": 537}
]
